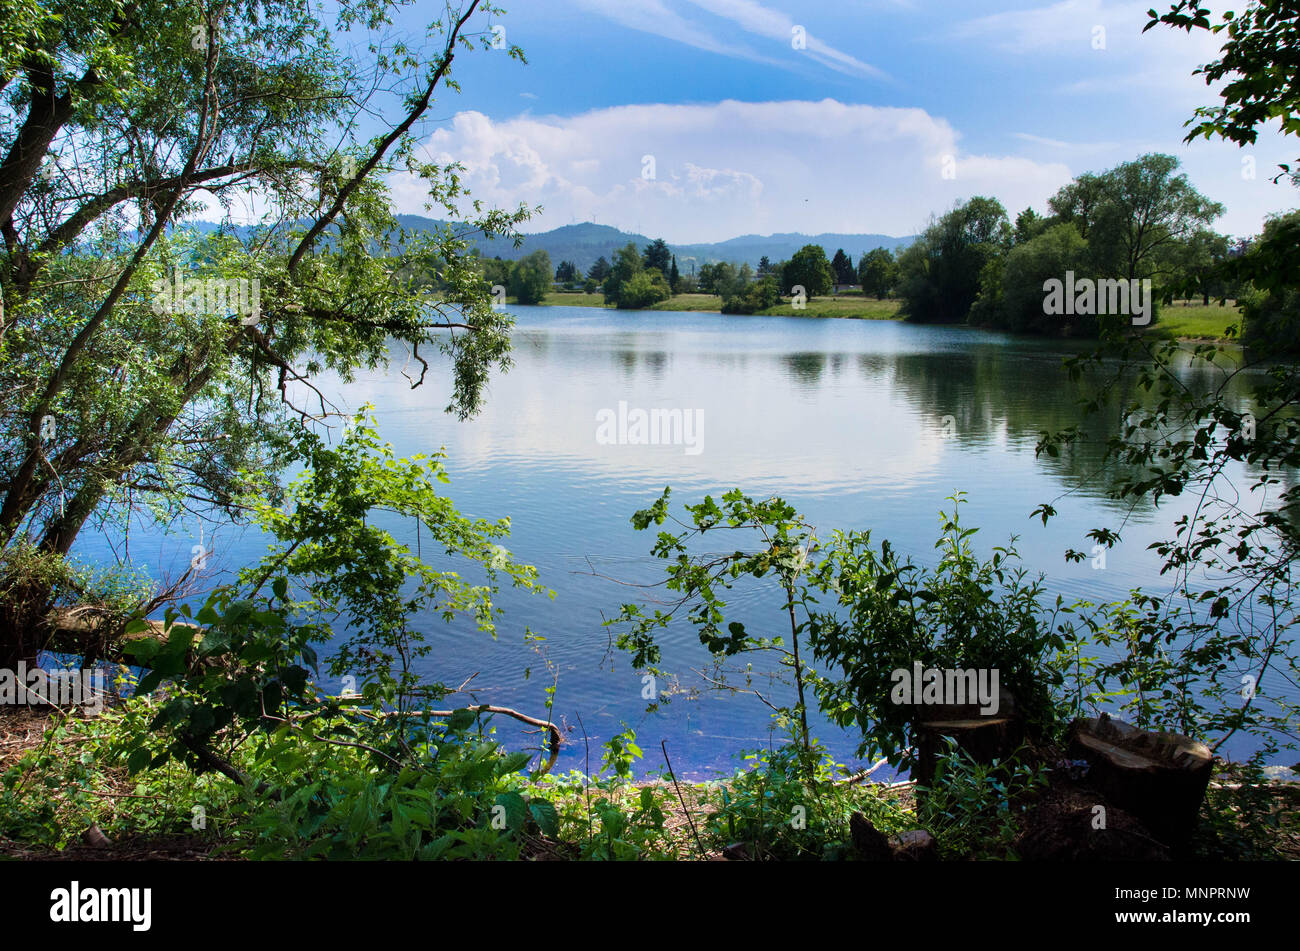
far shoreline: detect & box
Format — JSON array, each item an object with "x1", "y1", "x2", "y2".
[{"x1": 518, "y1": 291, "x2": 1242, "y2": 343}]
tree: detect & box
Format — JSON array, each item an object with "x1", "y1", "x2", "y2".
[
  {"x1": 1049, "y1": 154, "x2": 1224, "y2": 280},
  {"x1": 857, "y1": 247, "x2": 897, "y2": 299},
  {"x1": 509, "y1": 250, "x2": 552, "y2": 304},
  {"x1": 1167, "y1": 229, "x2": 1230, "y2": 305},
  {"x1": 782, "y1": 244, "x2": 834, "y2": 297},
  {"x1": 555, "y1": 259, "x2": 581, "y2": 284},
  {"x1": 757, "y1": 255, "x2": 774, "y2": 277},
  {"x1": 1047, "y1": 172, "x2": 1109, "y2": 240},
  {"x1": 830, "y1": 248, "x2": 855, "y2": 286},
  {"x1": 1013, "y1": 208, "x2": 1050, "y2": 245},
  {"x1": 1240, "y1": 211, "x2": 1300, "y2": 352},
  {"x1": 588, "y1": 255, "x2": 612, "y2": 283},
  {"x1": 897, "y1": 197, "x2": 1010, "y2": 323},
  {"x1": 0, "y1": 0, "x2": 533, "y2": 669},
  {"x1": 696, "y1": 262, "x2": 719, "y2": 294},
  {"x1": 481, "y1": 256, "x2": 512, "y2": 291},
  {"x1": 669, "y1": 255, "x2": 681, "y2": 293},
  {"x1": 975, "y1": 222, "x2": 1092, "y2": 334},
  {"x1": 642, "y1": 238, "x2": 672, "y2": 276},
  {"x1": 603, "y1": 242, "x2": 642, "y2": 305}
]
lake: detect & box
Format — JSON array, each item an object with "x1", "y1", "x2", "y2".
[{"x1": 74, "y1": 304, "x2": 1289, "y2": 779}]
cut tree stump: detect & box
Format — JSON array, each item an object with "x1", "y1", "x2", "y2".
[
  {"x1": 41, "y1": 607, "x2": 201, "y2": 667},
  {"x1": 912, "y1": 686, "x2": 1022, "y2": 785},
  {"x1": 849, "y1": 813, "x2": 938, "y2": 861},
  {"x1": 1067, "y1": 714, "x2": 1213, "y2": 848}
]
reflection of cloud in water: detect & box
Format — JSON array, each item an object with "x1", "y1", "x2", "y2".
[
  {"x1": 183, "y1": 306, "x2": 1294, "y2": 773},
  {"x1": 301, "y1": 340, "x2": 950, "y2": 495}
]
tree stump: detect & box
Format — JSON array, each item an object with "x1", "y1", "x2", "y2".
[
  {"x1": 1067, "y1": 714, "x2": 1213, "y2": 848},
  {"x1": 912, "y1": 686, "x2": 1021, "y2": 784},
  {"x1": 41, "y1": 608, "x2": 202, "y2": 668},
  {"x1": 849, "y1": 813, "x2": 938, "y2": 861}
]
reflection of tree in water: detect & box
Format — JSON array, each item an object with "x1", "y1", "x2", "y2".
[
  {"x1": 512, "y1": 329, "x2": 551, "y2": 358},
  {"x1": 782, "y1": 351, "x2": 827, "y2": 387},
  {"x1": 610, "y1": 348, "x2": 671, "y2": 379},
  {"x1": 844, "y1": 342, "x2": 1266, "y2": 515},
  {"x1": 643, "y1": 350, "x2": 669, "y2": 379}
]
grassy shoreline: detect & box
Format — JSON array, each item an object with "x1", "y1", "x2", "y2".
[
  {"x1": 524, "y1": 291, "x2": 1243, "y2": 340},
  {"x1": 534, "y1": 290, "x2": 904, "y2": 319}
]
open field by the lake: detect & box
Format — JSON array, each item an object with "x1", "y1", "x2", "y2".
[{"x1": 1146, "y1": 301, "x2": 1244, "y2": 340}]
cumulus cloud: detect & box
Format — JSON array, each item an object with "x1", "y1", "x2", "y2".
[{"x1": 395, "y1": 99, "x2": 1075, "y2": 242}]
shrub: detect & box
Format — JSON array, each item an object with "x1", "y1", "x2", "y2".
[
  {"x1": 808, "y1": 495, "x2": 1073, "y2": 766},
  {"x1": 721, "y1": 276, "x2": 780, "y2": 314},
  {"x1": 615, "y1": 269, "x2": 672, "y2": 309}
]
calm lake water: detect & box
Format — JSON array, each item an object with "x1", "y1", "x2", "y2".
[{"x1": 74, "y1": 305, "x2": 1292, "y2": 778}]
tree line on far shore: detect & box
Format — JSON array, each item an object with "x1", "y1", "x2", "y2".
[{"x1": 445, "y1": 152, "x2": 1297, "y2": 344}]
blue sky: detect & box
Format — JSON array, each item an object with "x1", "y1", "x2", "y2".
[{"x1": 373, "y1": 0, "x2": 1300, "y2": 243}]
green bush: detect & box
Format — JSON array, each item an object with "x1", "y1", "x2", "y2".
[
  {"x1": 705, "y1": 745, "x2": 911, "y2": 860},
  {"x1": 615, "y1": 269, "x2": 672, "y2": 309},
  {"x1": 915, "y1": 738, "x2": 1049, "y2": 859},
  {"x1": 721, "y1": 276, "x2": 780, "y2": 314},
  {"x1": 809, "y1": 495, "x2": 1073, "y2": 766}
]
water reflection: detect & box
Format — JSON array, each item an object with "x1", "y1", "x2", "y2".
[{"x1": 72, "y1": 305, "x2": 1284, "y2": 777}]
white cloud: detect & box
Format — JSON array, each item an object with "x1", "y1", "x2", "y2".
[
  {"x1": 568, "y1": 0, "x2": 788, "y2": 69},
  {"x1": 686, "y1": 0, "x2": 887, "y2": 78},
  {"x1": 1012, "y1": 132, "x2": 1126, "y2": 153},
  {"x1": 952, "y1": 0, "x2": 1225, "y2": 103},
  {"x1": 571, "y1": 0, "x2": 883, "y2": 79},
  {"x1": 395, "y1": 99, "x2": 1075, "y2": 242}
]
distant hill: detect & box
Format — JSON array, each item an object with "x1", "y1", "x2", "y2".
[
  {"x1": 671, "y1": 232, "x2": 914, "y2": 274},
  {"x1": 394, "y1": 217, "x2": 914, "y2": 274},
  {"x1": 180, "y1": 215, "x2": 915, "y2": 273}
]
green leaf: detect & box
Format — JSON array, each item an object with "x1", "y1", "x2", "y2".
[
  {"x1": 528, "y1": 799, "x2": 559, "y2": 838},
  {"x1": 493, "y1": 791, "x2": 527, "y2": 833},
  {"x1": 133, "y1": 669, "x2": 164, "y2": 696},
  {"x1": 497, "y1": 751, "x2": 532, "y2": 775},
  {"x1": 446, "y1": 708, "x2": 476, "y2": 731},
  {"x1": 125, "y1": 638, "x2": 161, "y2": 664},
  {"x1": 126, "y1": 747, "x2": 152, "y2": 776}
]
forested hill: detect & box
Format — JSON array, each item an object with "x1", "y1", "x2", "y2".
[
  {"x1": 399, "y1": 218, "x2": 915, "y2": 272},
  {"x1": 183, "y1": 216, "x2": 914, "y2": 273}
]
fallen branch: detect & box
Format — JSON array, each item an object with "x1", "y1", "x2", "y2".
[
  {"x1": 369, "y1": 704, "x2": 563, "y2": 776},
  {"x1": 180, "y1": 737, "x2": 277, "y2": 799},
  {"x1": 838, "y1": 757, "x2": 890, "y2": 785}
]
